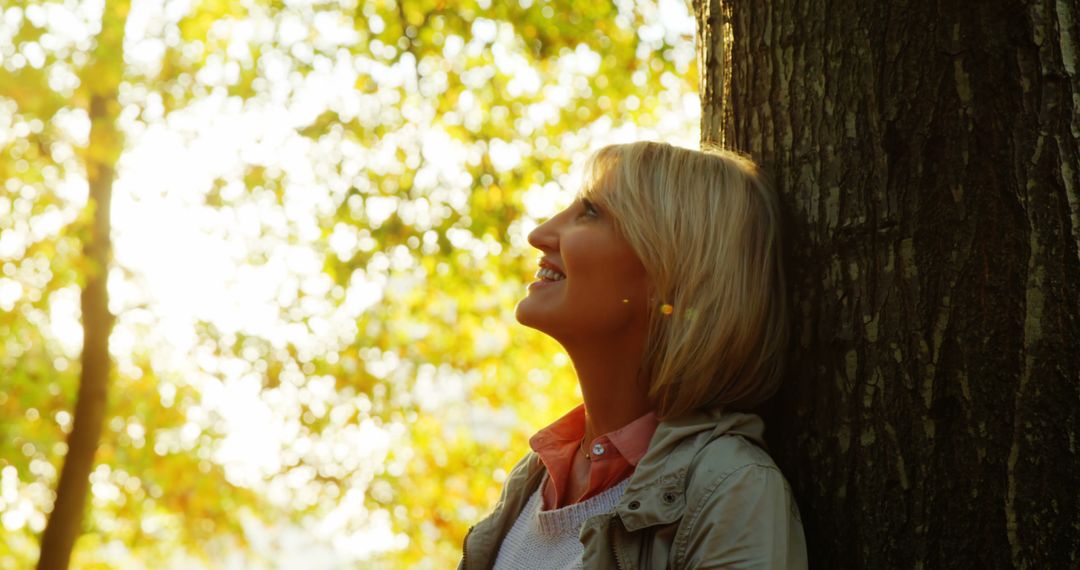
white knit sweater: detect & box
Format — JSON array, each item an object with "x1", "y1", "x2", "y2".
[{"x1": 492, "y1": 476, "x2": 631, "y2": 570}]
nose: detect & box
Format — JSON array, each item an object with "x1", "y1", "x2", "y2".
[{"x1": 527, "y1": 215, "x2": 559, "y2": 252}]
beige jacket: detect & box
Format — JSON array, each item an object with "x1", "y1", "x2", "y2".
[{"x1": 459, "y1": 410, "x2": 807, "y2": 569}]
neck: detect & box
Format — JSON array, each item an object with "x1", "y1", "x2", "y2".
[{"x1": 562, "y1": 334, "x2": 653, "y2": 443}]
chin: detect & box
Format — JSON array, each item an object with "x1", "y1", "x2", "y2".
[
  {"x1": 514, "y1": 298, "x2": 558, "y2": 337},
  {"x1": 514, "y1": 298, "x2": 540, "y2": 328}
]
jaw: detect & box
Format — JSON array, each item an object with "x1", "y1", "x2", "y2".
[
  {"x1": 518, "y1": 287, "x2": 647, "y2": 341},
  {"x1": 514, "y1": 279, "x2": 566, "y2": 329}
]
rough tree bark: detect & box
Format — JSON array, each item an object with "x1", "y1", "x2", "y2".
[
  {"x1": 696, "y1": 0, "x2": 1080, "y2": 568},
  {"x1": 37, "y1": 2, "x2": 127, "y2": 568}
]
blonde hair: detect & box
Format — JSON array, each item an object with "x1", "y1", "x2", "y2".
[{"x1": 581, "y1": 141, "x2": 788, "y2": 420}]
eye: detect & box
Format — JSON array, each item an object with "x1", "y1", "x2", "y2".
[{"x1": 578, "y1": 198, "x2": 600, "y2": 219}]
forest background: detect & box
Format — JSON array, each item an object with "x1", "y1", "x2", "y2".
[{"x1": 0, "y1": 0, "x2": 700, "y2": 567}]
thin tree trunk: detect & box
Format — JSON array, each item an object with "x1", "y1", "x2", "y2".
[
  {"x1": 37, "y1": 108, "x2": 115, "y2": 570},
  {"x1": 37, "y1": 2, "x2": 127, "y2": 567},
  {"x1": 696, "y1": 0, "x2": 1080, "y2": 568}
]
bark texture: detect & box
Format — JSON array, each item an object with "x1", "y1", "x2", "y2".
[
  {"x1": 696, "y1": 0, "x2": 1080, "y2": 567},
  {"x1": 37, "y1": 2, "x2": 126, "y2": 567}
]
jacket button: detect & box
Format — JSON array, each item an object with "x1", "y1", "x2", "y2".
[
  {"x1": 663, "y1": 492, "x2": 677, "y2": 504},
  {"x1": 628, "y1": 500, "x2": 641, "y2": 510}
]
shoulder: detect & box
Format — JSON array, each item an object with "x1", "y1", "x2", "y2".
[
  {"x1": 496, "y1": 450, "x2": 550, "y2": 509},
  {"x1": 683, "y1": 431, "x2": 800, "y2": 522},
  {"x1": 640, "y1": 411, "x2": 789, "y2": 509},
  {"x1": 684, "y1": 436, "x2": 796, "y2": 519},
  {"x1": 674, "y1": 434, "x2": 806, "y2": 569},
  {"x1": 501, "y1": 451, "x2": 543, "y2": 495},
  {"x1": 684, "y1": 433, "x2": 784, "y2": 502}
]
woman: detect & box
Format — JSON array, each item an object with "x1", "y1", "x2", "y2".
[{"x1": 459, "y1": 142, "x2": 807, "y2": 569}]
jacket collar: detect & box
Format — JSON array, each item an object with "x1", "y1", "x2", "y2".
[
  {"x1": 614, "y1": 410, "x2": 766, "y2": 532},
  {"x1": 460, "y1": 410, "x2": 767, "y2": 569}
]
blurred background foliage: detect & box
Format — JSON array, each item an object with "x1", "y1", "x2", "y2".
[{"x1": 0, "y1": 0, "x2": 698, "y2": 567}]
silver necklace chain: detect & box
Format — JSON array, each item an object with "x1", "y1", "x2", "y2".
[{"x1": 579, "y1": 435, "x2": 592, "y2": 459}]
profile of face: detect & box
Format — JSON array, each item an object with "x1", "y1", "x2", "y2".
[{"x1": 515, "y1": 182, "x2": 651, "y2": 343}]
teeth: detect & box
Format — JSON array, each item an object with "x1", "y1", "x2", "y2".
[{"x1": 536, "y1": 267, "x2": 565, "y2": 281}]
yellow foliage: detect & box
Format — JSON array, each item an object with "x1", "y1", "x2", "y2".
[{"x1": 0, "y1": 0, "x2": 697, "y2": 567}]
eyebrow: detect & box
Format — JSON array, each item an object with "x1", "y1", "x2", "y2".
[{"x1": 576, "y1": 184, "x2": 601, "y2": 200}]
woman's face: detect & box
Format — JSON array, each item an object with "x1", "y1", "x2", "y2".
[{"x1": 515, "y1": 188, "x2": 651, "y2": 341}]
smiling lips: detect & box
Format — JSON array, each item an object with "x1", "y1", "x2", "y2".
[
  {"x1": 536, "y1": 259, "x2": 566, "y2": 282},
  {"x1": 536, "y1": 266, "x2": 566, "y2": 281}
]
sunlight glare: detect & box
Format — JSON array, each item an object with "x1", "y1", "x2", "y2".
[{"x1": 48, "y1": 286, "x2": 83, "y2": 356}]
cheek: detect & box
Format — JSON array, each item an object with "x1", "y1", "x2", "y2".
[{"x1": 568, "y1": 240, "x2": 649, "y2": 301}]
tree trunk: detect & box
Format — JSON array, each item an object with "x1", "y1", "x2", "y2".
[
  {"x1": 696, "y1": 0, "x2": 1080, "y2": 568},
  {"x1": 37, "y1": 2, "x2": 127, "y2": 567}
]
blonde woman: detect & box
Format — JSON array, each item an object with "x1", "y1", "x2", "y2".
[{"x1": 459, "y1": 142, "x2": 807, "y2": 569}]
